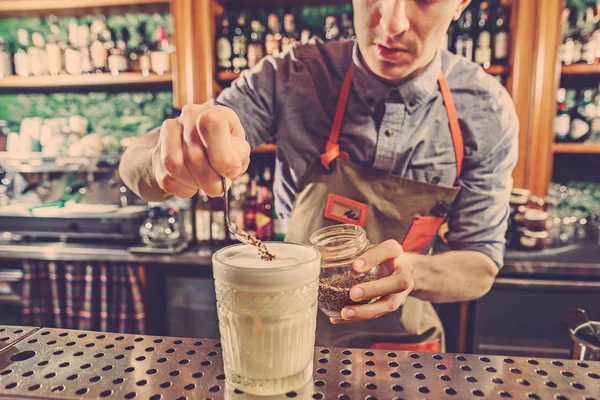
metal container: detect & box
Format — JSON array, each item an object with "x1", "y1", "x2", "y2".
[{"x1": 570, "y1": 321, "x2": 600, "y2": 361}]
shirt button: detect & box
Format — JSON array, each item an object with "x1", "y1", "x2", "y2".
[
  {"x1": 408, "y1": 100, "x2": 416, "y2": 107},
  {"x1": 384, "y1": 129, "x2": 393, "y2": 137}
]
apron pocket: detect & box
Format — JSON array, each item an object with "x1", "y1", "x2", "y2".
[{"x1": 402, "y1": 216, "x2": 444, "y2": 253}]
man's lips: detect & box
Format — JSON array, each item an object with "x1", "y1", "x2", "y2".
[{"x1": 374, "y1": 43, "x2": 411, "y2": 62}]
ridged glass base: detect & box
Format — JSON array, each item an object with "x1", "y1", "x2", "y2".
[{"x1": 225, "y1": 360, "x2": 313, "y2": 396}]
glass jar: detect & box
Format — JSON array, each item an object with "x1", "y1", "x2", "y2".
[
  {"x1": 309, "y1": 224, "x2": 382, "y2": 319},
  {"x1": 213, "y1": 242, "x2": 320, "y2": 396}
]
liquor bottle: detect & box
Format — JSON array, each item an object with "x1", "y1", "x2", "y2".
[
  {"x1": 216, "y1": 15, "x2": 233, "y2": 71},
  {"x1": 460, "y1": 10, "x2": 475, "y2": 60},
  {"x1": 64, "y1": 20, "x2": 82, "y2": 75},
  {"x1": 570, "y1": 89, "x2": 593, "y2": 142},
  {"x1": 341, "y1": 13, "x2": 355, "y2": 39},
  {"x1": 45, "y1": 34, "x2": 62, "y2": 76},
  {"x1": 0, "y1": 37, "x2": 12, "y2": 79},
  {"x1": 243, "y1": 174, "x2": 258, "y2": 237},
  {"x1": 582, "y1": 5, "x2": 597, "y2": 64},
  {"x1": 301, "y1": 29, "x2": 312, "y2": 45},
  {"x1": 227, "y1": 182, "x2": 245, "y2": 241},
  {"x1": 138, "y1": 23, "x2": 152, "y2": 76},
  {"x1": 572, "y1": 11, "x2": 585, "y2": 64},
  {"x1": 78, "y1": 24, "x2": 93, "y2": 74},
  {"x1": 210, "y1": 194, "x2": 227, "y2": 242},
  {"x1": 590, "y1": 87, "x2": 600, "y2": 141},
  {"x1": 90, "y1": 18, "x2": 109, "y2": 73},
  {"x1": 555, "y1": 88, "x2": 572, "y2": 142},
  {"x1": 231, "y1": 14, "x2": 248, "y2": 73},
  {"x1": 492, "y1": 4, "x2": 509, "y2": 64},
  {"x1": 108, "y1": 28, "x2": 129, "y2": 76},
  {"x1": 151, "y1": 25, "x2": 172, "y2": 75},
  {"x1": 475, "y1": 1, "x2": 492, "y2": 68},
  {"x1": 324, "y1": 16, "x2": 340, "y2": 42},
  {"x1": 15, "y1": 29, "x2": 31, "y2": 78},
  {"x1": 281, "y1": 13, "x2": 298, "y2": 53},
  {"x1": 195, "y1": 189, "x2": 211, "y2": 243},
  {"x1": 247, "y1": 20, "x2": 265, "y2": 69},
  {"x1": 266, "y1": 13, "x2": 282, "y2": 56},
  {"x1": 28, "y1": 32, "x2": 48, "y2": 77},
  {"x1": 256, "y1": 185, "x2": 274, "y2": 241}
]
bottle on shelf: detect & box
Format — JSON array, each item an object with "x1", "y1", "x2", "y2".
[
  {"x1": 591, "y1": 87, "x2": 600, "y2": 142},
  {"x1": 324, "y1": 15, "x2": 340, "y2": 42},
  {"x1": 217, "y1": 15, "x2": 233, "y2": 72},
  {"x1": 15, "y1": 29, "x2": 31, "y2": 78},
  {"x1": 90, "y1": 17, "x2": 109, "y2": 73},
  {"x1": 45, "y1": 15, "x2": 63, "y2": 76},
  {"x1": 256, "y1": 185, "x2": 274, "y2": 241},
  {"x1": 570, "y1": 89, "x2": 594, "y2": 142},
  {"x1": 65, "y1": 20, "x2": 82, "y2": 76},
  {"x1": 28, "y1": 32, "x2": 48, "y2": 77},
  {"x1": 78, "y1": 23, "x2": 93, "y2": 74},
  {"x1": 138, "y1": 23, "x2": 152, "y2": 76},
  {"x1": 247, "y1": 20, "x2": 265, "y2": 69},
  {"x1": 301, "y1": 29, "x2": 312, "y2": 45},
  {"x1": 0, "y1": 37, "x2": 12, "y2": 79},
  {"x1": 492, "y1": 4, "x2": 509, "y2": 64},
  {"x1": 341, "y1": 13, "x2": 355, "y2": 40},
  {"x1": 232, "y1": 13, "x2": 249, "y2": 73},
  {"x1": 108, "y1": 28, "x2": 129, "y2": 76},
  {"x1": 281, "y1": 13, "x2": 298, "y2": 53},
  {"x1": 195, "y1": 189, "x2": 211, "y2": 243},
  {"x1": 555, "y1": 88, "x2": 572, "y2": 142},
  {"x1": 243, "y1": 174, "x2": 258, "y2": 237},
  {"x1": 475, "y1": 1, "x2": 492, "y2": 68},
  {"x1": 210, "y1": 193, "x2": 227, "y2": 243},
  {"x1": 458, "y1": 9, "x2": 475, "y2": 61},
  {"x1": 227, "y1": 182, "x2": 245, "y2": 241},
  {"x1": 151, "y1": 25, "x2": 172, "y2": 75},
  {"x1": 265, "y1": 13, "x2": 282, "y2": 57},
  {"x1": 581, "y1": 4, "x2": 597, "y2": 64}
]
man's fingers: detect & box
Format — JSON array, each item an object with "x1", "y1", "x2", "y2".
[
  {"x1": 197, "y1": 106, "x2": 246, "y2": 179},
  {"x1": 183, "y1": 143, "x2": 223, "y2": 197},
  {"x1": 161, "y1": 175, "x2": 198, "y2": 198},
  {"x1": 341, "y1": 291, "x2": 411, "y2": 322},
  {"x1": 353, "y1": 239, "x2": 404, "y2": 273},
  {"x1": 159, "y1": 119, "x2": 198, "y2": 189},
  {"x1": 350, "y1": 273, "x2": 414, "y2": 302}
]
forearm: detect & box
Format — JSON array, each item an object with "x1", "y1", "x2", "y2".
[
  {"x1": 118, "y1": 133, "x2": 171, "y2": 202},
  {"x1": 410, "y1": 250, "x2": 499, "y2": 303}
]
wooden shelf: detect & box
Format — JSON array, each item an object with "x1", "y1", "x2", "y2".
[
  {"x1": 561, "y1": 64, "x2": 600, "y2": 76},
  {"x1": 219, "y1": 64, "x2": 508, "y2": 83},
  {"x1": 0, "y1": 72, "x2": 172, "y2": 89},
  {"x1": 553, "y1": 143, "x2": 600, "y2": 154},
  {"x1": 0, "y1": 0, "x2": 169, "y2": 13},
  {"x1": 252, "y1": 144, "x2": 276, "y2": 153},
  {"x1": 484, "y1": 64, "x2": 509, "y2": 76}
]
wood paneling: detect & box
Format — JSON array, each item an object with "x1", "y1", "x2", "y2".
[
  {"x1": 526, "y1": 0, "x2": 564, "y2": 196},
  {"x1": 505, "y1": 0, "x2": 537, "y2": 190}
]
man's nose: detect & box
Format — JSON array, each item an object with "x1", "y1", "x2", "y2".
[{"x1": 379, "y1": 0, "x2": 410, "y2": 37}]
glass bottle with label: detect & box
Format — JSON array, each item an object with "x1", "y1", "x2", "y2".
[
  {"x1": 195, "y1": 189, "x2": 212, "y2": 243},
  {"x1": 45, "y1": 34, "x2": 62, "y2": 76},
  {"x1": 28, "y1": 32, "x2": 48, "y2": 76},
  {"x1": 15, "y1": 29, "x2": 31, "y2": 78},
  {"x1": 151, "y1": 25, "x2": 172, "y2": 75},
  {"x1": 78, "y1": 24, "x2": 93, "y2": 74},
  {"x1": 211, "y1": 194, "x2": 227, "y2": 243},
  {"x1": 555, "y1": 88, "x2": 573, "y2": 142},
  {"x1": 475, "y1": 2, "x2": 492, "y2": 68},
  {"x1": 256, "y1": 185, "x2": 274, "y2": 241},
  {"x1": 301, "y1": 29, "x2": 312, "y2": 45},
  {"x1": 281, "y1": 13, "x2": 298, "y2": 53},
  {"x1": 217, "y1": 16, "x2": 233, "y2": 71},
  {"x1": 570, "y1": 89, "x2": 594, "y2": 142},
  {"x1": 582, "y1": 5, "x2": 597, "y2": 64},
  {"x1": 138, "y1": 23, "x2": 152, "y2": 76},
  {"x1": 247, "y1": 20, "x2": 264, "y2": 69},
  {"x1": 324, "y1": 16, "x2": 340, "y2": 42},
  {"x1": 108, "y1": 28, "x2": 129, "y2": 76},
  {"x1": 0, "y1": 37, "x2": 12, "y2": 79},
  {"x1": 492, "y1": 5, "x2": 509, "y2": 64},
  {"x1": 243, "y1": 174, "x2": 258, "y2": 237},
  {"x1": 266, "y1": 13, "x2": 282, "y2": 56},
  {"x1": 341, "y1": 13, "x2": 355, "y2": 40},
  {"x1": 232, "y1": 14, "x2": 248, "y2": 73},
  {"x1": 461, "y1": 10, "x2": 475, "y2": 61},
  {"x1": 90, "y1": 18, "x2": 109, "y2": 73},
  {"x1": 590, "y1": 87, "x2": 600, "y2": 142},
  {"x1": 64, "y1": 20, "x2": 82, "y2": 76}
]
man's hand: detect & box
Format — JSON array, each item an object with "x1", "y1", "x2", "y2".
[
  {"x1": 153, "y1": 104, "x2": 251, "y2": 198},
  {"x1": 331, "y1": 240, "x2": 415, "y2": 324}
]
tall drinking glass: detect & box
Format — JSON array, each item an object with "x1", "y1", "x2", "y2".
[{"x1": 213, "y1": 242, "x2": 321, "y2": 396}]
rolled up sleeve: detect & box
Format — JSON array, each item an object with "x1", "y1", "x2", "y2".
[{"x1": 447, "y1": 86, "x2": 519, "y2": 268}]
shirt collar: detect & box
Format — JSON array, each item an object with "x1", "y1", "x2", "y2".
[{"x1": 350, "y1": 41, "x2": 442, "y2": 114}]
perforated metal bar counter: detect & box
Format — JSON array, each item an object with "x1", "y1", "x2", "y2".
[{"x1": 0, "y1": 327, "x2": 598, "y2": 400}]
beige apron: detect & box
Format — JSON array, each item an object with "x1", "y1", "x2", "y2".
[{"x1": 285, "y1": 62, "x2": 465, "y2": 352}]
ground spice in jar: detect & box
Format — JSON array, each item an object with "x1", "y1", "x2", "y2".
[{"x1": 318, "y1": 269, "x2": 379, "y2": 318}]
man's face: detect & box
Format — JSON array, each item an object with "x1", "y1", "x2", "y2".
[{"x1": 353, "y1": 0, "x2": 471, "y2": 83}]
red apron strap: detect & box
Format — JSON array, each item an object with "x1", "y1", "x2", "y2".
[
  {"x1": 321, "y1": 63, "x2": 354, "y2": 170},
  {"x1": 438, "y1": 71, "x2": 464, "y2": 179}
]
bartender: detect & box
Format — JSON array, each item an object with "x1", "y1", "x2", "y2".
[{"x1": 120, "y1": 0, "x2": 518, "y2": 352}]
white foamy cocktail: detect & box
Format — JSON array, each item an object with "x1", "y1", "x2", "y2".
[{"x1": 213, "y1": 243, "x2": 321, "y2": 396}]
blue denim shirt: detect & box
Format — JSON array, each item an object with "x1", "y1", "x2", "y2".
[{"x1": 216, "y1": 40, "x2": 519, "y2": 268}]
